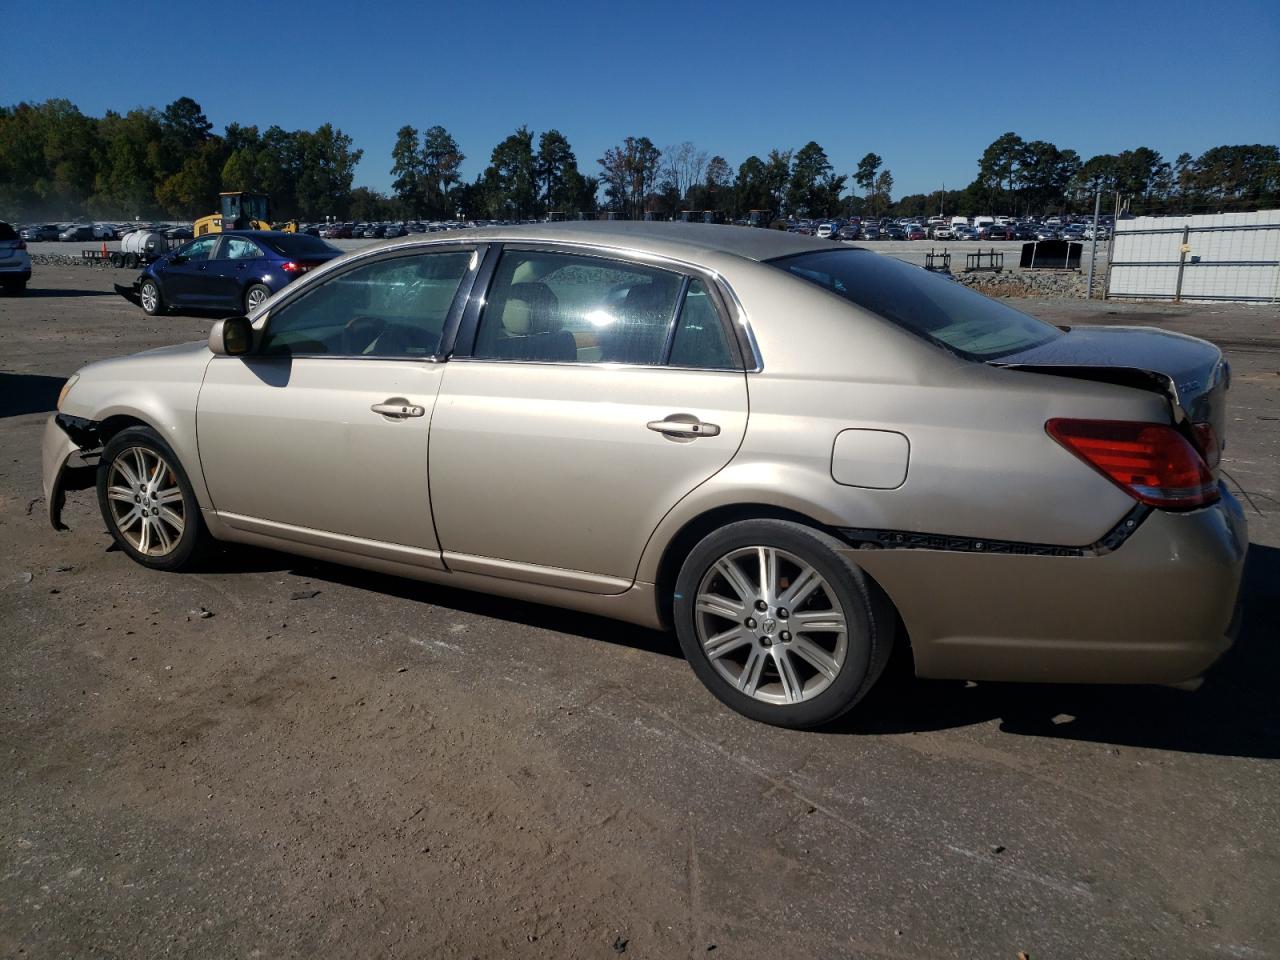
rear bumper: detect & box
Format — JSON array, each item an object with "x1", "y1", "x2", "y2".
[{"x1": 848, "y1": 489, "x2": 1248, "y2": 685}]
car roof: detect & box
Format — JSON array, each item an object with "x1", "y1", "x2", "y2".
[{"x1": 432, "y1": 221, "x2": 841, "y2": 263}]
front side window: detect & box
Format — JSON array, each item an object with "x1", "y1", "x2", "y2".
[
  {"x1": 772, "y1": 249, "x2": 1062, "y2": 360},
  {"x1": 473, "y1": 251, "x2": 683, "y2": 365},
  {"x1": 259, "y1": 251, "x2": 472, "y2": 358}
]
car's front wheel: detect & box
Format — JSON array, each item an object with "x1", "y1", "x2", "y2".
[
  {"x1": 673, "y1": 519, "x2": 894, "y2": 728},
  {"x1": 96, "y1": 426, "x2": 209, "y2": 571},
  {"x1": 139, "y1": 278, "x2": 164, "y2": 315}
]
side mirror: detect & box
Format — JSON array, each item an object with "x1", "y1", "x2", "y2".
[{"x1": 209, "y1": 316, "x2": 253, "y2": 356}]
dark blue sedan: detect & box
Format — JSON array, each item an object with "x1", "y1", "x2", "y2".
[{"x1": 135, "y1": 231, "x2": 341, "y2": 316}]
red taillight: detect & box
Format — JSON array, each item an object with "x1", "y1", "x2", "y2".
[
  {"x1": 280, "y1": 261, "x2": 300, "y2": 273},
  {"x1": 1046, "y1": 418, "x2": 1219, "y2": 510}
]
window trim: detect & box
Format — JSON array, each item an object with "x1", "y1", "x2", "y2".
[
  {"x1": 450, "y1": 242, "x2": 749, "y2": 372},
  {"x1": 251, "y1": 244, "x2": 485, "y2": 362}
]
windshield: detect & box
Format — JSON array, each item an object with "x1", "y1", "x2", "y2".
[
  {"x1": 262, "y1": 233, "x2": 339, "y2": 257},
  {"x1": 770, "y1": 249, "x2": 1063, "y2": 360}
]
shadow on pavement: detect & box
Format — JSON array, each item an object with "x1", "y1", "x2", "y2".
[
  {"x1": 194, "y1": 538, "x2": 1278, "y2": 760},
  {"x1": 197, "y1": 542, "x2": 683, "y2": 662},
  {"x1": 0, "y1": 372, "x2": 65, "y2": 418},
  {"x1": 12, "y1": 288, "x2": 114, "y2": 298}
]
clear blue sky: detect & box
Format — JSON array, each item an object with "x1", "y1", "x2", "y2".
[{"x1": 9, "y1": 0, "x2": 1279, "y2": 197}]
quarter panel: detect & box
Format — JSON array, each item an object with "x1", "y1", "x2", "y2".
[{"x1": 635, "y1": 366, "x2": 1169, "y2": 584}]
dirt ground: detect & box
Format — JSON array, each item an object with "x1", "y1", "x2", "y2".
[{"x1": 2, "y1": 264, "x2": 1278, "y2": 959}]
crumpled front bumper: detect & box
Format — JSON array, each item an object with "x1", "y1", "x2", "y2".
[{"x1": 42, "y1": 415, "x2": 99, "y2": 530}]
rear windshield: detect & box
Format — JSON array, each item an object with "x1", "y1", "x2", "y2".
[
  {"x1": 0, "y1": 222, "x2": 16, "y2": 241},
  {"x1": 771, "y1": 249, "x2": 1063, "y2": 360},
  {"x1": 261, "y1": 234, "x2": 338, "y2": 257}
]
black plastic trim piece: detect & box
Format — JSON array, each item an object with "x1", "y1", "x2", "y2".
[
  {"x1": 836, "y1": 503, "x2": 1152, "y2": 558},
  {"x1": 55, "y1": 413, "x2": 101, "y2": 450}
]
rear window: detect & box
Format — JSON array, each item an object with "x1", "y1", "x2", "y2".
[
  {"x1": 771, "y1": 249, "x2": 1063, "y2": 360},
  {"x1": 261, "y1": 234, "x2": 338, "y2": 258},
  {"x1": 0, "y1": 222, "x2": 16, "y2": 241}
]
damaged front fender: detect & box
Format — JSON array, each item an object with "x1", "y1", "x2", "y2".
[{"x1": 42, "y1": 415, "x2": 99, "y2": 530}]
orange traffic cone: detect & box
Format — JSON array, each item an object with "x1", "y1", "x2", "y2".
[{"x1": 101, "y1": 241, "x2": 108, "y2": 257}]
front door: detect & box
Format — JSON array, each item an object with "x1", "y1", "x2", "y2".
[
  {"x1": 162, "y1": 235, "x2": 220, "y2": 306},
  {"x1": 196, "y1": 246, "x2": 478, "y2": 563},
  {"x1": 429, "y1": 247, "x2": 750, "y2": 592}
]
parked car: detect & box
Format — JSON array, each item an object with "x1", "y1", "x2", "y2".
[
  {"x1": 953, "y1": 226, "x2": 979, "y2": 241},
  {"x1": 1013, "y1": 223, "x2": 1038, "y2": 241},
  {"x1": 884, "y1": 225, "x2": 908, "y2": 241},
  {"x1": 815, "y1": 223, "x2": 836, "y2": 239},
  {"x1": 982, "y1": 224, "x2": 1011, "y2": 240},
  {"x1": 834, "y1": 225, "x2": 861, "y2": 241},
  {"x1": 42, "y1": 223, "x2": 1246, "y2": 729},
  {"x1": 859, "y1": 224, "x2": 882, "y2": 241},
  {"x1": 1060, "y1": 224, "x2": 1087, "y2": 242},
  {"x1": 1034, "y1": 226, "x2": 1060, "y2": 241},
  {"x1": 930, "y1": 224, "x2": 955, "y2": 241},
  {"x1": 384, "y1": 223, "x2": 408, "y2": 239},
  {"x1": 166, "y1": 226, "x2": 194, "y2": 240},
  {"x1": 905, "y1": 225, "x2": 927, "y2": 241},
  {"x1": 0, "y1": 221, "x2": 32, "y2": 293},
  {"x1": 133, "y1": 230, "x2": 341, "y2": 317},
  {"x1": 21, "y1": 224, "x2": 60, "y2": 242},
  {"x1": 59, "y1": 224, "x2": 96, "y2": 242}
]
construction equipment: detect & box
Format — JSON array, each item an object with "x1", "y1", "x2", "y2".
[{"x1": 194, "y1": 192, "x2": 295, "y2": 237}]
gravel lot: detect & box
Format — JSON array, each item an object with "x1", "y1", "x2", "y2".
[{"x1": 1, "y1": 265, "x2": 1277, "y2": 959}]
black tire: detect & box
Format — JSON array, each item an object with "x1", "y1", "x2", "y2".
[
  {"x1": 124, "y1": 252, "x2": 139, "y2": 269},
  {"x1": 673, "y1": 519, "x2": 894, "y2": 729},
  {"x1": 96, "y1": 426, "x2": 210, "y2": 572},
  {"x1": 139, "y1": 278, "x2": 164, "y2": 316},
  {"x1": 243, "y1": 283, "x2": 271, "y2": 315},
  {"x1": 110, "y1": 252, "x2": 123, "y2": 268}
]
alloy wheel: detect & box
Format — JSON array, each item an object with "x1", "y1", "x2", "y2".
[
  {"x1": 140, "y1": 282, "x2": 158, "y2": 313},
  {"x1": 105, "y1": 446, "x2": 185, "y2": 557},
  {"x1": 694, "y1": 546, "x2": 849, "y2": 705},
  {"x1": 246, "y1": 286, "x2": 268, "y2": 310}
]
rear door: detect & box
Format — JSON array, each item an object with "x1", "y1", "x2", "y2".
[
  {"x1": 208, "y1": 235, "x2": 265, "y2": 311},
  {"x1": 429, "y1": 246, "x2": 750, "y2": 593}
]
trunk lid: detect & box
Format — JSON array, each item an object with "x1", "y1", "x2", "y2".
[{"x1": 993, "y1": 324, "x2": 1229, "y2": 473}]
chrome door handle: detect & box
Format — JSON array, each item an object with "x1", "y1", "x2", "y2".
[
  {"x1": 371, "y1": 401, "x2": 425, "y2": 418},
  {"x1": 647, "y1": 416, "x2": 720, "y2": 439}
]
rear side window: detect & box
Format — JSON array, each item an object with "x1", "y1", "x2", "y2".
[
  {"x1": 669, "y1": 280, "x2": 736, "y2": 370},
  {"x1": 772, "y1": 249, "x2": 1062, "y2": 360},
  {"x1": 262, "y1": 234, "x2": 338, "y2": 257},
  {"x1": 260, "y1": 251, "x2": 472, "y2": 358},
  {"x1": 473, "y1": 250, "x2": 683, "y2": 365}
]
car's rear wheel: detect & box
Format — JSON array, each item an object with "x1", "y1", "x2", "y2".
[
  {"x1": 244, "y1": 283, "x2": 271, "y2": 314},
  {"x1": 673, "y1": 519, "x2": 894, "y2": 729},
  {"x1": 124, "y1": 252, "x2": 139, "y2": 269},
  {"x1": 96, "y1": 426, "x2": 209, "y2": 571},
  {"x1": 139, "y1": 278, "x2": 163, "y2": 315}
]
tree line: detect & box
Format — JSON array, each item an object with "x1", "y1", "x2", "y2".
[
  {"x1": 2, "y1": 97, "x2": 1277, "y2": 223},
  {"x1": 0, "y1": 98, "x2": 362, "y2": 221}
]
